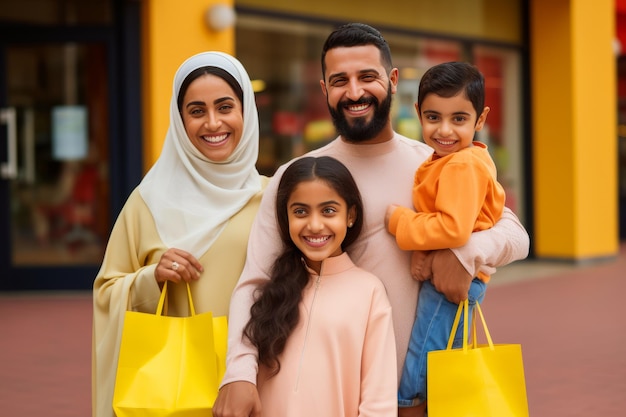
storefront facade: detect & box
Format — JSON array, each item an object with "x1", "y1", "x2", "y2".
[
  {"x1": 0, "y1": 0, "x2": 619, "y2": 290},
  {"x1": 0, "y1": 0, "x2": 143, "y2": 289},
  {"x1": 234, "y1": 7, "x2": 526, "y2": 227}
]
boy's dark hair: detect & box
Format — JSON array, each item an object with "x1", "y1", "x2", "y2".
[
  {"x1": 321, "y1": 22, "x2": 393, "y2": 79},
  {"x1": 417, "y1": 62, "x2": 485, "y2": 119},
  {"x1": 243, "y1": 156, "x2": 364, "y2": 376}
]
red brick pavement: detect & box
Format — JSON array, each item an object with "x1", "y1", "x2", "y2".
[
  {"x1": 483, "y1": 242, "x2": 626, "y2": 417},
  {"x1": 0, "y1": 293, "x2": 92, "y2": 416},
  {"x1": 0, "y1": 243, "x2": 624, "y2": 417}
]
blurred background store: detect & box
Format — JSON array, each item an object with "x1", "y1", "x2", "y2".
[{"x1": 0, "y1": 0, "x2": 621, "y2": 290}]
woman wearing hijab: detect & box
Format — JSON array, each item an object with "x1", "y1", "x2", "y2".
[{"x1": 92, "y1": 51, "x2": 268, "y2": 417}]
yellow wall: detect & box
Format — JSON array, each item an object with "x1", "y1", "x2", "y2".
[
  {"x1": 141, "y1": 0, "x2": 235, "y2": 170},
  {"x1": 141, "y1": 0, "x2": 620, "y2": 260},
  {"x1": 531, "y1": 0, "x2": 618, "y2": 259},
  {"x1": 140, "y1": 0, "x2": 521, "y2": 170},
  {"x1": 237, "y1": 0, "x2": 522, "y2": 44}
]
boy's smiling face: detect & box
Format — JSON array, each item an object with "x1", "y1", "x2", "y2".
[{"x1": 417, "y1": 92, "x2": 490, "y2": 157}]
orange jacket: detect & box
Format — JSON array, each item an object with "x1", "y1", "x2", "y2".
[{"x1": 388, "y1": 142, "x2": 506, "y2": 281}]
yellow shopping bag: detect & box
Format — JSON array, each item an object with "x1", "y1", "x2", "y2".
[
  {"x1": 427, "y1": 300, "x2": 529, "y2": 417},
  {"x1": 113, "y1": 281, "x2": 227, "y2": 417}
]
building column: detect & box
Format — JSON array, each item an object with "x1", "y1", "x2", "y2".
[
  {"x1": 141, "y1": 0, "x2": 235, "y2": 169},
  {"x1": 530, "y1": 0, "x2": 619, "y2": 260}
]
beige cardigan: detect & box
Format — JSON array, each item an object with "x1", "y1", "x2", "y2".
[{"x1": 92, "y1": 179, "x2": 266, "y2": 417}]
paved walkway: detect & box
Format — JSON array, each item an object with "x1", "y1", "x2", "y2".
[
  {"x1": 484, "y1": 243, "x2": 626, "y2": 416},
  {"x1": 0, "y1": 243, "x2": 624, "y2": 416},
  {"x1": 0, "y1": 292, "x2": 92, "y2": 416}
]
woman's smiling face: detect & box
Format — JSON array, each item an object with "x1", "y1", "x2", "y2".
[{"x1": 180, "y1": 73, "x2": 243, "y2": 162}]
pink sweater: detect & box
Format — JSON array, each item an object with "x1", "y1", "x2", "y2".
[
  {"x1": 257, "y1": 253, "x2": 397, "y2": 417},
  {"x1": 223, "y1": 134, "x2": 529, "y2": 387}
]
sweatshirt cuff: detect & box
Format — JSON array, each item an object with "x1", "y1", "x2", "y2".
[
  {"x1": 130, "y1": 264, "x2": 161, "y2": 312},
  {"x1": 387, "y1": 206, "x2": 412, "y2": 236},
  {"x1": 219, "y1": 353, "x2": 259, "y2": 389}
]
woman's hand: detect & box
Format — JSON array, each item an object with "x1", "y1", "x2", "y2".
[{"x1": 154, "y1": 248, "x2": 204, "y2": 283}]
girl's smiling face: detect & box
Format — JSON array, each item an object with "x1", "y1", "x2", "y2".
[
  {"x1": 180, "y1": 73, "x2": 243, "y2": 162},
  {"x1": 286, "y1": 179, "x2": 356, "y2": 274},
  {"x1": 417, "y1": 92, "x2": 489, "y2": 157}
]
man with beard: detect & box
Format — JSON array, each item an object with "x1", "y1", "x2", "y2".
[{"x1": 213, "y1": 23, "x2": 529, "y2": 417}]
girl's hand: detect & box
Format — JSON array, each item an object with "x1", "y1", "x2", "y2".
[
  {"x1": 213, "y1": 381, "x2": 262, "y2": 417},
  {"x1": 155, "y1": 248, "x2": 203, "y2": 283}
]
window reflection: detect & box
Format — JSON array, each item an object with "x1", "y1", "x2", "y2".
[
  {"x1": 7, "y1": 44, "x2": 110, "y2": 265},
  {"x1": 236, "y1": 16, "x2": 525, "y2": 223},
  {"x1": 0, "y1": 0, "x2": 112, "y2": 25}
]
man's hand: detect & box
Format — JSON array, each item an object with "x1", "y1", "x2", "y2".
[
  {"x1": 410, "y1": 250, "x2": 430, "y2": 281},
  {"x1": 213, "y1": 381, "x2": 262, "y2": 417},
  {"x1": 420, "y1": 249, "x2": 472, "y2": 304}
]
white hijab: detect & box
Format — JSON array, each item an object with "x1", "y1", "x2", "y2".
[{"x1": 139, "y1": 51, "x2": 261, "y2": 258}]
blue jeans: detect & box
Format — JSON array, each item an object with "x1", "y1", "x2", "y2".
[{"x1": 397, "y1": 278, "x2": 486, "y2": 407}]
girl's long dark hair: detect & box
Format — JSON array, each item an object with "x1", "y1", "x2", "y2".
[{"x1": 243, "y1": 156, "x2": 364, "y2": 376}]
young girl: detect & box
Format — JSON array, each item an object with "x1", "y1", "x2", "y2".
[{"x1": 243, "y1": 156, "x2": 397, "y2": 417}]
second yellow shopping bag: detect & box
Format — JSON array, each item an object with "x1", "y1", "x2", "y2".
[
  {"x1": 427, "y1": 300, "x2": 529, "y2": 417},
  {"x1": 113, "y1": 281, "x2": 227, "y2": 417}
]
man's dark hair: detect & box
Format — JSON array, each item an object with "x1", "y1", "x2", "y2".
[{"x1": 321, "y1": 23, "x2": 393, "y2": 79}]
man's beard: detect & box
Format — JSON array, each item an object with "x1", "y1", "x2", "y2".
[{"x1": 328, "y1": 83, "x2": 393, "y2": 143}]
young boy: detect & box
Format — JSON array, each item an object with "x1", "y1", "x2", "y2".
[{"x1": 384, "y1": 61, "x2": 506, "y2": 417}]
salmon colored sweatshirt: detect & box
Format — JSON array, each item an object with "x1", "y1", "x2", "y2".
[
  {"x1": 387, "y1": 142, "x2": 506, "y2": 282},
  {"x1": 223, "y1": 134, "x2": 529, "y2": 389},
  {"x1": 257, "y1": 253, "x2": 397, "y2": 417}
]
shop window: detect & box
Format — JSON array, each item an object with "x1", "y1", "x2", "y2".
[
  {"x1": 236, "y1": 16, "x2": 525, "y2": 224},
  {"x1": 474, "y1": 46, "x2": 524, "y2": 222},
  {"x1": 0, "y1": 0, "x2": 112, "y2": 25}
]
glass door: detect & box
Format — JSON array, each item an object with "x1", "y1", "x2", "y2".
[{"x1": 0, "y1": 42, "x2": 110, "y2": 289}]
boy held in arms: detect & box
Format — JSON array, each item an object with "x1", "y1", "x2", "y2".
[{"x1": 385, "y1": 61, "x2": 506, "y2": 417}]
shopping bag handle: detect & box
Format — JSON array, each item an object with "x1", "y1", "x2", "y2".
[
  {"x1": 473, "y1": 302, "x2": 493, "y2": 349},
  {"x1": 156, "y1": 281, "x2": 197, "y2": 317},
  {"x1": 446, "y1": 300, "x2": 494, "y2": 352}
]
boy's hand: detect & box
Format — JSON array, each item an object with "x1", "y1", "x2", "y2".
[{"x1": 384, "y1": 204, "x2": 398, "y2": 230}]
